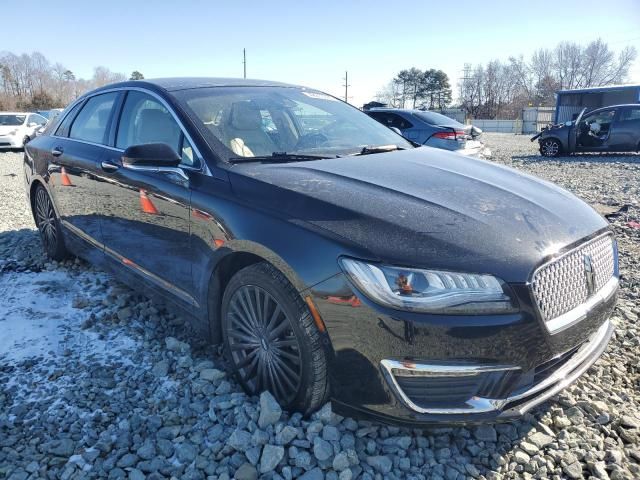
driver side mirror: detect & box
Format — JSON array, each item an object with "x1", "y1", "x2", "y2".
[{"x1": 122, "y1": 143, "x2": 187, "y2": 181}]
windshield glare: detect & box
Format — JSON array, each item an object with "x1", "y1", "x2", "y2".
[
  {"x1": 0, "y1": 115, "x2": 26, "y2": 126},
  {"x1": 176, "y1": 87, "x2": 413, "y2": 159}
]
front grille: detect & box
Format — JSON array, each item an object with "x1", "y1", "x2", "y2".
[{"x1": 532, "y1": 234, "x2": 615, "y2": 324}]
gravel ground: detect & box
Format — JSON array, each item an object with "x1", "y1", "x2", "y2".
[{"x1": 1, "y1": 134, "x2": 639, "y2": 480}]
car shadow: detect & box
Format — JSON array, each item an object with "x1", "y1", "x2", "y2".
[{"x1": 513, "y1": 152, "x2": 640, "y2": 164}]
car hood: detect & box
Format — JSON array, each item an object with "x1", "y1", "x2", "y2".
[
  {"x1": 228, "y1": 147, "x2": 607, "y2": 282},
  {"x1": 0, "y1": 125, "x2": 20, "y2": 135}
]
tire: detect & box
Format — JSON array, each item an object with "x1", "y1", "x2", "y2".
[
  {"x1": 539, "y1": 138, "x2": 562, "y2": 157},
  {"x1": 221, "y1": 262, "x2": 329, "y2": 414},
  {"x1": 33, "y1": 185, "x2": 68, "y2": 261}
]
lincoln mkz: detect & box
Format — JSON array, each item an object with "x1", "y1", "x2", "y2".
[{"x1": 24, "y1": 78, "x2": 618, "y2": 424}]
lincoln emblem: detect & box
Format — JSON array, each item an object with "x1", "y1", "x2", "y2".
[{"x1": 583, "y1": 254, "x2": 596, "y2": 296}]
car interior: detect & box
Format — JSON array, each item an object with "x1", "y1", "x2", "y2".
[{"x1": 578, "y1": 109, "x2": 615, "y2": 147}]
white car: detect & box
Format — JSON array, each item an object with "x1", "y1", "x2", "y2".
[{"x1": 0, "y1": 112, "x2": 48, "y2": 149}]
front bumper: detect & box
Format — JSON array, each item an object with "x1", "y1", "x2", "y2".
[{"x1": 309, "y1": 271, "x2": 617, "y2": 425}]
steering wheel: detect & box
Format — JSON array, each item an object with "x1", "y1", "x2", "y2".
[{"x1": 295, "y1": 132, "x2": 329, "y2": 150}]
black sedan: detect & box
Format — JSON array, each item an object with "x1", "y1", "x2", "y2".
[
  {"x1": 534, "y1": 104, "x2": 640, "y2": 157},
  {"x1": 24, "y1": 78, "x2": 618, "y2": 425}
]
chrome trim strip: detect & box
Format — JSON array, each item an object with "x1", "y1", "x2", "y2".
[
  {"x1": 123, "y1": 163, "x2": 189, "y2": 182},
  {"x1": 61, "y1": 220, "x2": 199, "y2": 308},
  {"x1": 382, "y1": 361, "x2": 520, "y2": 378},
  {"x1": 529, "y1": 232, "x2": 617, "y2": 334},
  {"x1": 381, "y1": 320, "x2": 613, "y2": 415}
]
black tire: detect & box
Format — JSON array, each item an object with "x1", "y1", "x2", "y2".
[
  {"x1": 33, "y1": 185, "x2": 68, "y2": 261},
  {"x1": 539, "y1": 138, "x2": 562, "y2": 157},
  {"x1": 221, "y1": 262, "x2": 329, "y2": 414}
]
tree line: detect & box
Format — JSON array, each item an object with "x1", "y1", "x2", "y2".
[
  {"x1": 376, "y1": 68, "x2": 452, "y2": 110},
  {"x1": 376, "y1": 38, "x2": 637, "y2": 120},
  {"x1": 0, "y1": 51, "x2": 144, "y2": 111}
]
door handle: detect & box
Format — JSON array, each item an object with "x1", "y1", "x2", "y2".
[
  {"x1": 101, "y1": 161, "x2": 119, "y2": 172},
  {"x1": 51, "y1": 147, "x2": 63, "y2": 157}
]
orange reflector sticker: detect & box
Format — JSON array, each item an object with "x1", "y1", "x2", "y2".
[
  {"x1": 305, "y1": 296, "x2": 326, "y2": 333},
  {"x1": 214, "y1": 238, "x2": 225, "y2": 248}
]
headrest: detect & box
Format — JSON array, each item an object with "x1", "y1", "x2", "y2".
[
  {"x1": 230, "y1": 102, "x2": 262, "y2": 131},
  {"x1": 137, "y1": 109, "x2": 178, "y2": 144}
]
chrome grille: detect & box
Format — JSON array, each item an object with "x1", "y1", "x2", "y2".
[{"x1": 532, "y1": 234, "x2": 615, "y2": 323}]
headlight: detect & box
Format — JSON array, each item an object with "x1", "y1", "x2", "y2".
[{"x1": 339, "y1": 258, "x2": 517, "y2": 314}]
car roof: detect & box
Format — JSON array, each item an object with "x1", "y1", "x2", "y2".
[
  {"x1": 368, "y1": 108, "x2": 418, "y2": 114},
  {"x1": 586, "y1": 104, "x2": 640, "y2": 113},
  {"x1": 92, "y1": 77, "x2": 301, "y2": 94}
]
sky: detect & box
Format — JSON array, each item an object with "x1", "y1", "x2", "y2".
[{"x1": 3, "y1": 0, "x2": 640, "y2": 107}]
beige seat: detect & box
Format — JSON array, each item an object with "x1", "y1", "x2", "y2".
[{"x1": 226, "y1": 102, "x2": 277, "y2": 157}]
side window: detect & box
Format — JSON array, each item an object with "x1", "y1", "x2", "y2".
[
  {"x1": 388, "y1": 113, "x2": 413, "y2": 130},
  {"x1": 31, "y1": 114, "x2": 47, "y2": 126},
  {"x1": 620, "y1": 108, "x2": 640, "y2": 122},
  {"x1": 55, "y1": 103, "x2": 83, "y2": 137},
  {"x1": 69, "y1": 93, "x2": 118, "y2": 144},
  {"x1": 116, "y1": 91, "x2": 181, "y2": 153}
]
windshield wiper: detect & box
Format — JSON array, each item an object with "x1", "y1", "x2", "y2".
[
  {"x1": 229, "y1": 152, "x2": 330, "y2": 164},
  {"x1": 356, "y1": 145, "x2": 405, "y2": 156}
]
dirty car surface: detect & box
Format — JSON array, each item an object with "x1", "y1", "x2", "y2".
[{"x1": 24, "y1": 78, "x2": 618, "y2": 425}]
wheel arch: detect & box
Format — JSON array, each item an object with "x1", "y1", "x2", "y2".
[{"x1": 205, "y1": 242, "x2": 309, "y2": 345}]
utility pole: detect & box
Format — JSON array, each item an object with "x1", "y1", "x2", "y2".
[
  {"x1": 342, "y1": 71, "x2": 351, "y2": 103},
  {"x1": 243, "y1": 48, "x2": 247, "y2": 79}
]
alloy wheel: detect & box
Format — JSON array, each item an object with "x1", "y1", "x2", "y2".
[
  {"x1": 226, "y1": 285, "x2": 303, "y2": 404},
  {"x1": 541, "y1": 139, "x2": 559, "y2": 157},
  {"x1": 35, "y1": 188, "x2": 58, "y2": 254}
]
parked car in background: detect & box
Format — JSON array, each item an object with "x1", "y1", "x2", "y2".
[
  {"x1": 0, "y1": 112, "x2": 48, "y2": 149},
  {"x1": 533, "y1": 104, "x2": 640, "y2": 157},
  {"x1": 25, "y1": 78, "x2": 618, "y2": 425},
  {"x1": 366, "y1": 108, "x2": 487, "y2": 156}
]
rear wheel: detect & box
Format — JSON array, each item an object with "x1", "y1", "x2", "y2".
[
  {"x1": 540, "y1": 138, "x2": 562, "y2": 157},
  {"x1": 221, "y1": 262, "x2": 329, "y2": 413},
  {"x1": 33, "y1": 185, "x2": 68, "y2": 261}
]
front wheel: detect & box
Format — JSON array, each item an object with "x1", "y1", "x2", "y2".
[
  {"x1": 221, "y1": 262, "x2": 329, "y2": 414},
  {"x1": 540, "y1": 138, "x2": 562, "y2": 157},
  {"x1": 33, "y1": 185, "x2": 69, "y2": 260}
]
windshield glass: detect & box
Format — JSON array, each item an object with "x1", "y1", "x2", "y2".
[
  {"x1": 413, "y1": 111, "x2": 459, "y2": 126},
  {"x1": 0, "y1": 114, "x2": 26, "y2": 126},
  {"x1": 175, "y1": 87, "x2": 412, "y2": 159}
]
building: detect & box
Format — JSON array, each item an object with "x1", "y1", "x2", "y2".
[{"x1": 555, "y1": 84, "x2": 640, "y2": 123}]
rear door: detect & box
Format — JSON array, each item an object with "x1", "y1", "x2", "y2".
[
  {"x1": 607, "y1": 107, "x2": 640, "y2": 152},
  {"x1": 96, "y1": 89, "x2": 197, "y2": 308},
  {"x1": 47, "y1": 92, "x2": 121, "y2": 260}
]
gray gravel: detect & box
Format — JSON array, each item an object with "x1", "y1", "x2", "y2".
[{"x1": 1, "y1": 135, "x2": 639, "y2": 479}]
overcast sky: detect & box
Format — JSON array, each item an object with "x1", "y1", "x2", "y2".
[{"x1": 3, "y1": 0, "x2": 640, "y2": 106}]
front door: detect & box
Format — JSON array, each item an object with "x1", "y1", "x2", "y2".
[
  {"x1": 47, "y1": 92, "x2": 120, "y2": 261},
  {"x1": 576, "y1": 109, "x2": 616, "y2": 152},
  {"x1": 96, "y1": 90, "x2": 198, "y2": 308}
]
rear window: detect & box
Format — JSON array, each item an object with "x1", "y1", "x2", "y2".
[
  {"x1": 69, "y1": 92, "x2": 118, "y2": 144},
  {"x1": 413, "y1": 111, "x2": 459, "y2": 126}
]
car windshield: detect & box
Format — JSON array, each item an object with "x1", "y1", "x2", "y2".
[
  {"x1": 0, "y1": 114, "x2": 26, "y2": 126},
  {"x1": 175, "y1": 87, "x2": 413, "y2": 160},
  {"x1": 413, "y1": 111, "x2": 460, "y2": 126}
]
